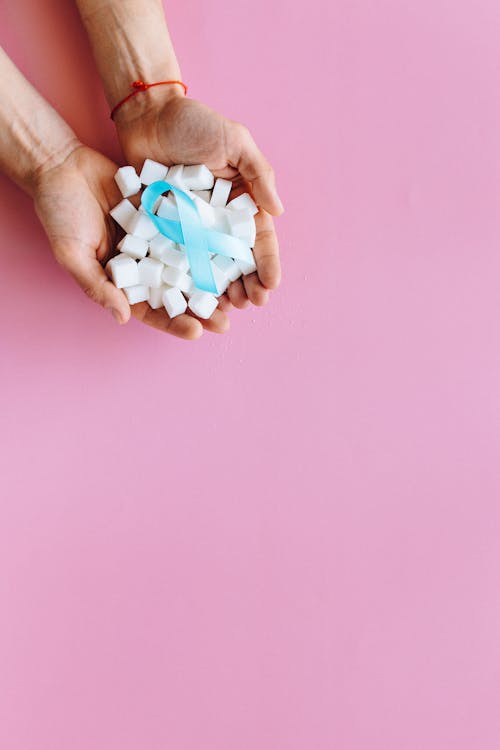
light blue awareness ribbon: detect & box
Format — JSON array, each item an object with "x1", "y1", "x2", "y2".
[{"x1": 141, "y1": 180, "x2": 253, "y2": 294}]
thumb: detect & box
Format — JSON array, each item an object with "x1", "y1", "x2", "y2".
[
  {"x1": 231, "y1": 124, "x2": 284, "y2": 217},
  {"x1": 64, "y1": 250, "x2": 131, "y2": 325}
]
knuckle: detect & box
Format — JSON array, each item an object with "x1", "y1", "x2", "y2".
[{"x1": 234, "y1": 122, "x2": 250, "y2": 141}]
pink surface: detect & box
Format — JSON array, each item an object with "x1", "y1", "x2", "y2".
[{"x1": 1, "y1": 1, "x2": 499, "y2": 748}]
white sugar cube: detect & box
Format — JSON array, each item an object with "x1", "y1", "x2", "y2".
[
  {"x1": 163, "y1": 286, "x2": 187, "y2": 318},
  {"x1": 138, "y1": 257, "x2": 164, "y2": 288},
  {"x1": 166, "y1": 164, "x2": 184, "y2": 186},
  {"x1": 106, "y1": 253, "x2": 139, "y2": 289},
  {"x1": 110, "y1": 199, "x2": 138, "y2": 232},
  {"x1": 114, "y1": 166, "x2": 141, "y2": 198},
  {"x1": 193, "y1": 196, "x2": 216, "y2": 227},
  {"x1": 210, "y1": 178, "x2": 232, "y2": 208},
  {"x1": 236, "y1": 253, "x2": 257, "y2": 275},
  {"x1": 149, "y1": 284, "x2": 170, "y2": 310},
  {"x1": 162, "y1": 266, "x2": 193, "y2": 293},
  {"x1": 156, "y1": 197, "x2": 180, "y2": 221},
  {"x1": 212, "y1": 207, "x2": 230, "y2": 234},
  {"x1": 118, "y1": 234, "x2": 148, "y2": 260},
  {"x1": 124, "y1": 284, "x2": 149, "y2": 304},
  {"x1": 195, "y1": 190, "x2": 212, "y2": 203},
  {"x1": 188, "y1": 290, "x2": 218, "y2": 319},
  {"x1": 160, "y1": 246, "x2": 189, "y2": 272},
  {"x1": 227, "y1": 209, "x2": 256, "y2": 247},
  {"x1": 128, "y1": 212, "x2": 159, "y2": 241},
  {"x1": 212, "y1": 254, "x2": 241, "y2": 283},
  {"x1": 139, "y1": 196, "x2": 161, "y2": 214},
  {"x1": 210, "y1": 260, "x2": 230, "y2": 295},
  {"x1": 227, "y1": 192, "x2": 258, "y2": 216},
  {"x1": 182, "y1": 164, "x2": 215, "y2": 191},
  {"x1": 139, "y1": 158, "x2": 168, "y2": 185},
  {"x1": 148, "y1": 233, "x2": 177, "y2": 260}
]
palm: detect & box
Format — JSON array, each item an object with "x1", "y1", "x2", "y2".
[
  {"x1": 120, "y1": 98, "x2": 233, "y2": 178},
  {"x1": 35, "y1": 146, "x2": 117, "y2": 269},
  {"x1": 118, "y1": 97, "x2": 282, "y2": 309}
]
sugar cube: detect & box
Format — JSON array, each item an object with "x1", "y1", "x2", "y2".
[
  {"x1": 212, "y1": 254, "x2": 241, "y2": 282},
  {"x1": 139, "y1": 196, "x2": 162, "y2": 214},
  {"x1": 193, "y1": 195, "x2": 216, "y2": 227},
  {"x1": 106, "y1": 253, "x2": 139, "y2": 289},
  {"x1": 236, "y1": 253, "x2": 258, "y2": 275},
  {"x1": 114, "y1": 166, "x2": 141, "y2": 198},
  {"x1": 210, "y1": 178, "x2": 232, "y2": 208},
  {"x1": 210, "y1": 260, "x2": 230, "y2": 295},
  {"x1": 162, "y1": 266, "x2": 193, "y2": 293},
  {"x1": 212, "y1": 207, "x2": 230, "y2": 234},
  {"x1": 149, "y1": 284, "x2": 170, "y2": 310},
  {"x1": 160, "y1": 246, "x2": 189, "y2": 272},
  {"x1": 166, "y1": 164, "x2": 184, "y2": 186},
  {"x1": 156, "y1": 197, "x2": 180, "y2": 221},
  {"x1": 227, "y1": 209, "x2": 256, "y2": 247},
  {"x1": 110, "y1": 199, "x2": 138, "y2": 232},
  {"x1": 188, "y1": 290, "x2": 218, "y2": 319},
  {"x1": 227, "y1": 192, "x2": 258, "y2": 216},
  {"x1": 138, "y1": 257, "x2": 164, "y2": 288},
  {"x1": 196, "y1": 190, "x2": 212, "y2": 203},
  {"x1": 128, "y1": 212, "x2": 159, "y2": 241},
  {"x1": 118, "y1": 234, "x2": 149, "y2": 260},
  {"x1": 182, "y1": 164, "x2": 215, "y2": 191},
  {"x1": 139, "y1": 158, "x2": 168, "y2": 185},
  {"x1": 163, "y1": 286, "x2": 187, "y2": 318},
  {"x1": 124, "y1": 284, "x2": 149, "y2": 304},
  {"x1": 148, "y1": 233, "x2": 177, "y2": 260}
]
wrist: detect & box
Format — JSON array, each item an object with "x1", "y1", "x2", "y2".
[
  {"x1": 77, "y1": 0, "x2": 183, "y2": 120},
  {"x1": 112, "y1": 80, "x2": 185, "y2": 127},
  {"x1": 27, "y1": 135, "x2": 83, "y2": 195}
]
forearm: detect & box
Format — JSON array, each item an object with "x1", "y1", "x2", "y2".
[
  {"x1": 0, "y1": 47, "x2": 80, "y2": 195},
  {"x1": 75, "y1": 0, "x2": 183, "y2": 122}
]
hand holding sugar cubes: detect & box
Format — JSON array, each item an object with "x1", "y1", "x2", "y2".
[{"x1": 107, "y1": 159, "x2": 264, "y2": 324}]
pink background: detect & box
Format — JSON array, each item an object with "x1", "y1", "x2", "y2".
[{"x1": 1, "y1": 1, "x2": 499, "y2": 748}]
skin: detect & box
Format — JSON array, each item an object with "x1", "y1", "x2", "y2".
[
  {"x1": 117, "y1": 95, "x2": 283, "y2": 317},
  {"x1": 0, "y1": 48, "x2": 134, "y2": 327},
  {"x1": 77, "y1": 0, "x2": 284, "y2": 336},
  {"x1": 0, "y1": 2, "x2": 284, "y2": 340}
]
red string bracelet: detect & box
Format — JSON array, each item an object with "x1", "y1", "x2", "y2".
[{"x1": 110, "y1": 80, "x2": 188, "y2": 120}]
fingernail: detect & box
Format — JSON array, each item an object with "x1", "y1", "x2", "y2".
[
  {"x1": 110, "y1": 308, "x2": 123, "y2": 324},
  {"x1": 275, "y1": 193, "x2": 285, "y2": 213}
]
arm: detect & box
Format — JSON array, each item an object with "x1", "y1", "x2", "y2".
[
  {"x1": 0, "y1": 47, "x2": 133, "y2": 328},
  {"x1": 0, "y1": 46, "x2": 79, "y2": 194},
  {"x1": 76, "y1": 0, "x2": 283, "y2": 310},
  {"x1": 0, "y1": 44, "x2": 224, "y2": 339},
  {"x1": 74, "y1": 0, "x2": 183, "y2": 122}
]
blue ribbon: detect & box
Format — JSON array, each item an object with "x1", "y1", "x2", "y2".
[{"x1": 141, "y1": 180, "x2": 253, "y2": 294}]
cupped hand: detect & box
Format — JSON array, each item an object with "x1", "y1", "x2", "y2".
[
  {"x1": 33, "y1": 144, "x2": 228, "y2": 339},
  {"x1": 117, "y1": 94, "x2": 283, "y2": 311}
]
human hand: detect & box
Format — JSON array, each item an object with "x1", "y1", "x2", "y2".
[
  {"x1": 34, "y1": 144, "x2": 228, "y2": 339},
  {"x1": 116, "y1": 94, "x2": 283, "y2": 311}
]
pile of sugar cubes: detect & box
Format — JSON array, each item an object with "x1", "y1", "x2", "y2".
[{"x1": 106, "y1": 160, "x2": 258, "y2": 319}]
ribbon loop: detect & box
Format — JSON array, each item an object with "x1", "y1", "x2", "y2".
[{"x1": 141, "y1": 181, "x2": 253, "y2": 294}]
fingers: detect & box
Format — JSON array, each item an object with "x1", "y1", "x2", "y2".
[
  {"x1": 130, "y1": 301, "x2": 230, "y2": 338},
  {"x1": 188, "y1": 307, "x2": 230, "y2": 334},
  {"x1": 64, "y1": 248, "x2": 131, "y2": 324},
  {"x1": 252, "y1": 210, "x2": 281, "y2": 290},
  {"x1": 217, "y1": 294, "x2": 233, "y2": 313},
  {"x1": 229, "y1": 124, "x2": 284, "y2": 217},
  {"x1": 132, "y1": 303, "x2": 203, "y2": 340},
  {"x1": 227, "y1": 278, "x2": 250, "y2": 309},
  {"x1": 243, "y1": 273, "x2": 269, "y2": 306}
]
